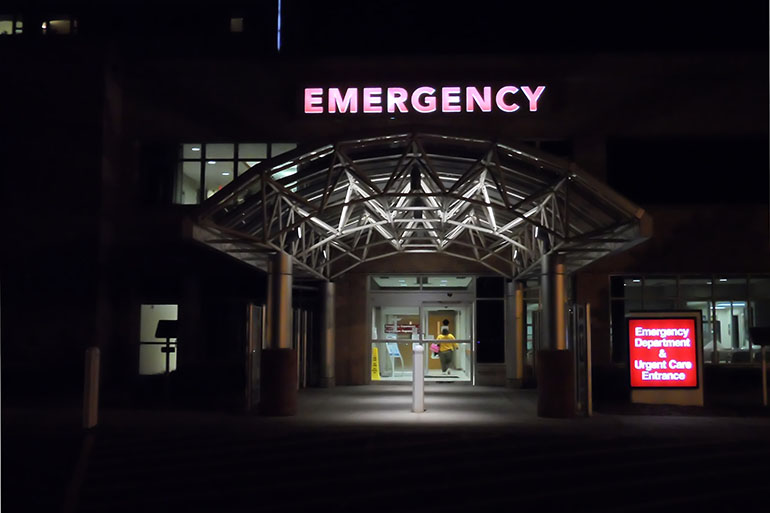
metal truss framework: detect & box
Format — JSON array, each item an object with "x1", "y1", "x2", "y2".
[{"x1": 195, "y1": 133, "x2": 650, "y2": 280}]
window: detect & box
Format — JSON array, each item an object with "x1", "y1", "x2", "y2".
[
  {"x1": 0, "y1": 15, "x2": 22, "y2": 35},
  {"x1": 230, "y1": 17, "x2": 244, "y2": 33},
  {"x1": 139, "y1": 304, "x2": 178, "y2": 375},
  {"x1": 610, "y1": 274, "x2": 770, "y2": 365},
  {"x1": 174, "y1": 142, "x2": 294, "y2": 205},
  {"x1": 42, "y1": 17, "x2": 77, "y2": 35}
]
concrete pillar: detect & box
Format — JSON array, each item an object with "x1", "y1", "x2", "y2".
[
  {"x1": 260, "y1": 251, "x2": 297, "y2": 416},
  {"x1": 319, "y1": 281, "x2": 336, "y2": 388},
  {"x1": 537, "y1": 252, "x2": 574, "y2": 418},
  {"x1": 266, "y1": 251, "x2": 293, "y2": 350},
  {"x1": 540, "y1": 252, "x2": 567, "y2": 351},
  {"x1": 505, "y1": 281, "x2": 525, "y2": 388}
]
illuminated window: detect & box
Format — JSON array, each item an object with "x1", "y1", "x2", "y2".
[
  {"x1": 0, "y1": 15, "x2": 22, "y2": 35},
  {"x1": 139, "y1": 304, "x2": 178, "y2": 375},
  {"x1": 174, "y1": 142, "x2": 296, "y2": 204},
  {"x1": 610, "y1": 274, "x2": 770, "y2": 365},
  {"x1": 42, "y1": 17, "x2": 78, "y2": 35},
  {"x1": 230, "y1": 17, "x2": 244, "y2": 33}
]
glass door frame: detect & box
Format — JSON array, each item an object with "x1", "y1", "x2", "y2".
[
  {"x1": 420, "y1": 301, "x2": 475, "y2": 384},
  {"x1": 368, "y1": 288, "x2": 476, "y2": 384}
]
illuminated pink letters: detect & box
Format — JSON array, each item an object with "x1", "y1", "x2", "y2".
[
  {"x1": 303, "y1": 85, "x2": 546, "y2": 114},
  {"x1": 387, "y1": 88, "x2": 409, "y2": 113},
  {"x1": 412, "y1": 87, "x2": 437, "y2": 113},
  {"x1": 522, "y1": 86, "x2": 546, "y2": 111},
  {"x1": 304, "y1": 88, "x2": 324, "y2": 114},
  {"x1": 495, "y1": 86, "x2": 520, "y2": 112},
  {"x1": 328, "y1": 88, "x2": 358, "y2": 113},
  {"x1": 466, "y1": 86, "x2": 492, "y2": 112},
  {"x1": 362, "y1": 87, "x2": 383, "y2": 113},
  {"x1": 441, "y1": 87, "x2": 462, "y2": 113}
]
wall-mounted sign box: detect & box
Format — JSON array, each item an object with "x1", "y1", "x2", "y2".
[{"x1": 627, "y1": 311, "x2": 704, "y2": 407}]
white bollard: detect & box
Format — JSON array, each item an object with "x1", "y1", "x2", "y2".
[{"x1": 412, "y1": 343, "x2": 424, "y2": 413}]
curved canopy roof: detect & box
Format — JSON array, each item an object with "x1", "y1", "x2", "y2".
[{"x1": 194, "y1": 132, "x2": 651, "y2": 280}]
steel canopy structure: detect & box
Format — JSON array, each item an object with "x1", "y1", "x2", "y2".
[{"x1": 194, "y1": 133, "x2": 651, "y2": 280}]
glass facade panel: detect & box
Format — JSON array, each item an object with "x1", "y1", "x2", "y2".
[
  {"x1": 205, "y1": 161, "x2": 234, "y2": 199},
  {"x1": 422, "y1": 275, "x2": 473, "y2": 290},
  {"x1": 0, "y1": 19, "x2": 12, "y2": 35},
  {"x1": 749, "y1": 277, "x2": 770, "y2": 298},
  {"x1": 206, "y1": 143, "x2": 234, "y2": 159},
  {"x1": 370, "y1": 275, "x2": 421, "y2": 290},
  {"x1": 623, "y1": 277, "x2": 642, "y2": 303},
  {"x1": 239, "y1": 143, "x2": 267, "y2": 159},
  {"x1": 176, "y1": 142, "x2": 294, "y2": 204},
  {"x1": 714, "y1": 300, "x2": 750, "y2": 362},
  {"x1": 238, "y1": 161, "x2": 260, "y2": 174},
  {"x1": 176, "y1": 161, "x2": 201, "y2": 204},
  {"x1": 643, "y1": 277, "x2": 676, "y2": 303},
  {"x1": 713, "y1": 277, "x2": 747, "y2": 299},
  {"x1": 182, "y1": 143, "x2": 202, "y2": 159},
  {"x1": 271, "y1": 142, "x2": 297, "y2": 156},
  {"x1": 612, "y1": 274, "x2": 770, "y2": 365},
  {"x1": 680, "y1": 277, "x2": 712, "y2": 299}
]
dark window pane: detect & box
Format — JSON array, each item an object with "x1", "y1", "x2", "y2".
[
  {"x1": 680, "y1": 277, "x2": 712, "y2": 299},
  {"x1": 476, "y1": 300, "x2": 504, "y2": 363},
  {"x1": 610, "y1": 276, "x2": 625, "y2": 298},
  {"x1": 477, "y1": 276, "x2": 504, "y2": 298}
]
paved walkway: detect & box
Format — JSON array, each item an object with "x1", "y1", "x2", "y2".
[{"x1": 4, "y1": 385, "x2": 770, "y2": 513}]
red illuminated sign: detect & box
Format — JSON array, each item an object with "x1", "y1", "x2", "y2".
[
  {"x1": 303, "y1": 85, "x2": 546, "y2": 114},
  {"x1": 628, "y1": 317, "x2": 698, "y2": 388}
]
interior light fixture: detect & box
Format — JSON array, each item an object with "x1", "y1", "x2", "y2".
[
  {"x1": 719, "y1": 278, "x2": 727, "y2": 282},
  {"x1": 191, "y1": 147, "x2": 201, "y2": 151},
  {"x1": 297, "y1": 226, "x2": 302, "y2": 239},
  {"x1": 221, "y1": 172, "x2": 230, "y2": 176},
  {"x1": 208, "y1": 161, "x2": 216, "y2": 164},
  {"x1": 632, "y1": 279, "x2": 641, "y2": 283}
]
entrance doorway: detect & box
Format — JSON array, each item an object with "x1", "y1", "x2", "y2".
[{"x1": 368, "y1": 275, "x2": 476, "y2": 384}]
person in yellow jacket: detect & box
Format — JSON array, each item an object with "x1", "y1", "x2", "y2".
[{"x1": 436, "y1": 325, "x2": 458, "y2": 374}]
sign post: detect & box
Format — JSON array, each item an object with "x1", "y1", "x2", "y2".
[
  {"x1": 627, "y1": 311, "x2": 703, "y2": 407},
  {"x1": 412, "y1": 343, "x2": 425, "y2": 412}
]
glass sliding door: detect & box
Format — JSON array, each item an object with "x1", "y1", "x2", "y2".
[{"x1": 421, "y1": 302, "x2": 474, "y2": 383}]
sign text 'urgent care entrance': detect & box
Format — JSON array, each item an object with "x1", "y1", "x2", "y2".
[
  {"x1": 304, "y1": 85, "x2": 546, "y2": 114},
  {"x1": 628, "y1": 318, "x2": 699, "y2": 388}
]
